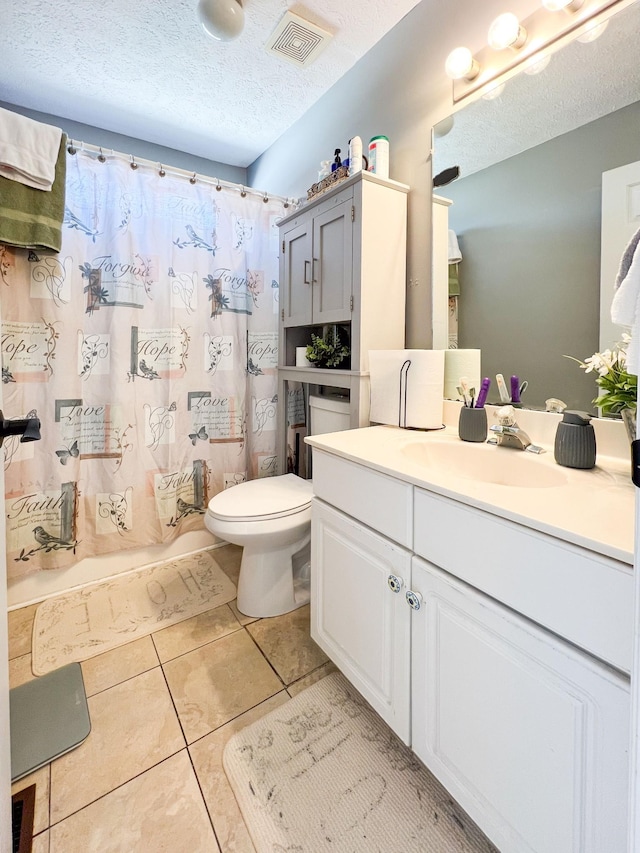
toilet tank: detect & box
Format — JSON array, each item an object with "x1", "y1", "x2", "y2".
[{"x1": 309, "y1": 394, "x2": 351, "y2": 435}]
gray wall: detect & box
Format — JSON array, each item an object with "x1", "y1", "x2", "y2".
[
  {"x1": 1, "y1": 100, "x2": 246, "y2": 184},
  {"x1": 247, "y1": 0, "x2": 539, "y2": 350},
  {"x1": 445, "y1": 100, "x2": 640, "y2": 412}
]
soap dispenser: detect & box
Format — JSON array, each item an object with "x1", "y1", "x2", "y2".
[{"x1": 554, "y1": 410, "x2": 596, "y2": 470}]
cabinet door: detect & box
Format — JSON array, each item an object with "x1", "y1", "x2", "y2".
[
  {"x1": 411, "y1": 556, "x2": 629, "y2": 853},
  {"x1": 282, "y1": 220, "x2": 313, "y2": 327},
  {"x1": 311, "y1": 499, "x2": 411, "y2": 743},
  {"x1": 311, "y1": 200, "x2": 353, "y2": 325}
]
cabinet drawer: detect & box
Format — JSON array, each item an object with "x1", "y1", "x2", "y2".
[
  {"x1": 413, "y1": 488, "x2": 633, "y2": 672},
  {"x1": 312, "y1": 450, "x2": 412, "y2": 547}
]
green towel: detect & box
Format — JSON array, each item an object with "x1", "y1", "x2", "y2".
[
  {"x1": 448, "y1": 263, "x2": 460, "y2": 297},
  {"x1": 0, "y1": 134, "x2": 66, "y2": 252}
]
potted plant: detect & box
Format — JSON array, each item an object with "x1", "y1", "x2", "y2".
[
  {"x1": 567, "y1": 333, "x2": 638, "y2": 441},
  {"x1": 305, "y1": 326, "x2": 350, "y2": 369}
]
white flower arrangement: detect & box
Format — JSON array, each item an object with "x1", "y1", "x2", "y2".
[{"x1": 567, "y1": 333, "x2": 637, "y2": 415}]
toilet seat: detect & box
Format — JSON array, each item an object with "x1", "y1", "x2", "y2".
[{"x1": 207, "y1": 473, "x2": 313, "y2": 523}]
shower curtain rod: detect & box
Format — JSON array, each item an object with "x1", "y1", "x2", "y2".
[{"x1": 66, "y1": 138, "x2": 295, "y2": 208}]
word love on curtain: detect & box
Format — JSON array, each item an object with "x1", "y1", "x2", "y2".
[{"x1": 0, "y1": 151, "x2": 284, "y2": 578}]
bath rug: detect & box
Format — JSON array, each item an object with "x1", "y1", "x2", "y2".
[
  {"x1": 32, "y1": 549, "x2": 236, "y2": 675},
  {"x1": 223, "y1": 672, "x2": 497, "y2": 853}
]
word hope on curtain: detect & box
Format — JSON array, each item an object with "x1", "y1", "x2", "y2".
[{"x1": 0, "y1": 150, "x2": 285, "y2": 578}]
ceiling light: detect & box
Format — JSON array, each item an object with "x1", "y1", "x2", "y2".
[
  {"x1": 542, "y1": 0, "x2": 584, "y2": 11},
  {"x1": 197, "y1": 0, "x2": 244, "y2": 41},
  {"x1": 576, "y1": 18, "x2": 609, "y2": 42},
  {"x1": 488, "y1": 13, "x2": 527, "y2": 51},
  {"x1": 445, "y1": 47, "x2": 480, "y2": 81}
]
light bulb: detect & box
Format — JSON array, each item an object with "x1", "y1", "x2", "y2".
[
  {"x1": 542, "y1": 0, "x2": 583, "y2": 11},
  {"x1": 488, "y1": 13, "x2": 527, "y2": 51},
  {"x1": 577, "y1": 19, "x2": 609, "y2": 42},
  {"x1": 197, "y1": 0, "x2": 244, "y2": 41},
  {"x1": 482, "y1": 82, "x2": 506, "y2": 101},
  {"x1": 523, "y1": 54, "x2": 552, "y2": 75},
  {"x1": 445, "y1": 47, "x2": 480, "y2": 81}
]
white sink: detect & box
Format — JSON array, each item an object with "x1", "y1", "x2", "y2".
[{"x1": 401, "y1": 439, "x2": 570, "y2": 488}]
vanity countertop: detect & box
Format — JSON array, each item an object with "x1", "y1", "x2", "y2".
[{"x1": 306, "y1": 424, "x2": 634, "y2": 565}]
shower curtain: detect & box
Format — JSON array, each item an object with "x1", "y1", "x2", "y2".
[{"x1": 0, "y1": 151, "x2": 284, "y2": 580}]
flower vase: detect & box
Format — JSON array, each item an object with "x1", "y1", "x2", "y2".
[{"x1": 621, "y1": 408, "x2": 637, "y2": 443}]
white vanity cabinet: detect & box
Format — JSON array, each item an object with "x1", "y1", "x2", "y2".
[
  {"x1": 309, "y1": 444, "x2": 631, "y2": 853},
  {"x1": 411, "y1": 556, "x2": 629, "y2": 853},
  {"x1": 311, "y1": 499, "x2": 412, "y2": 743}
]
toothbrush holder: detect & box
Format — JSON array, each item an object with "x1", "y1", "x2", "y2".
[{"x1": 458, "y1": 406, "x2": 488, "y2": 442}]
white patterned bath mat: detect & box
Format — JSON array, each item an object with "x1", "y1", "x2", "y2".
[
  {"x1": 223, "y1": 672, "x2": 497, "y2": 853},
  {"x1": 32, "y1": 549, "x2": 236, "y2": 675}
]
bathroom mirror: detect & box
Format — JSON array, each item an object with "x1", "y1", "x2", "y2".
[{"x1": 433, "y1": 0, "x2": 640, "y2": 412}]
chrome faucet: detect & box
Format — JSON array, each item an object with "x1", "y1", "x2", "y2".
[{"x1": 488, "y1": 406, "x2": 545, "y2": 453}]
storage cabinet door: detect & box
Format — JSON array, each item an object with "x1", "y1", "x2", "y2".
[
  {"x1": 311, "y1": 200, "x2": 353, "y2": 325},
  {"x1": 311, "y1": 498, "x2": 411, "y2": 743},
  {"x1": 411, "y1": 556, "x2": 629, "y2": 853},
  {"x1": 282, "y1": 220, "x2": 313, "y2": 326}
]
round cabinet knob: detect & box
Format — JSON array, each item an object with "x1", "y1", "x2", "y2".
[
  {"x1": 388, "y1": 574, "x2": 404, "y2": 593},
  {"x1": 406, "y1": 590, "x2": 423, "y2": 611}
]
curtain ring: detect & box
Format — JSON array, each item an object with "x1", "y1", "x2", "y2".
[
  {"x1": 98, "y1": 147, "x2": 106, "y2": 163},
  {"x1": 215, "y1": 178, "x2": 222, "y2": 191},
  {"x1": 240, "y1": 186, "x2": 247, "y2": 198},
  {"x1": 283, "y1": 198, "x2": 290, "y2": 208},
  {"x1": 190, "y1": 172, "x2": 197, "y2": 185},
  {"x1": 130, "y1": 154, "x2": 138, "y2": 170},
  {"x1": 159, "y1": 163, "x2": 166, "y2": 178},
  {"x1": 263, "y1": 191, "x2": 269, "y2": 204},
  {"x1": 67, "y1": 139, "x2": 77, "y2": 155}
]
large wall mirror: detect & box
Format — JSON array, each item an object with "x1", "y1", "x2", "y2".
[{"x1": 433, "y1": 0, "x2": 640, "y2": 412}]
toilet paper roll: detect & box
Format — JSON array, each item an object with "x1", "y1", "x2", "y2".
[
  {"x1": 369, "y1": 349, "x2": 444, "y2": 429},
  {"x1": 444, "y1": 349, "x2": 481, "y2": 401},
  {"x1": 295, "y1": 347, "x2": 313, "y2": 368}
]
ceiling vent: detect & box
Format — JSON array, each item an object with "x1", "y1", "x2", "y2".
[{"x1": 265, "y1": 10, "x2": 333, "y2": 68}]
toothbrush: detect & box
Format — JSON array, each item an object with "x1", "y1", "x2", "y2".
[
  {"x1": 496, "y1": 373, "x2": 510, "y2": 404},
  {"x1": 475, "y1": 377, "x2": 491, "y2": 408},
  {"x1": 459, "y1": 376, "x2": 471, "y2": 407},
  {"x1": 510, "y1": 375, "x2": 521, "y2": 404}
]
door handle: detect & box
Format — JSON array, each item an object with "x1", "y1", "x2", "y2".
[
  {"x1": 304, "y1": 260, "x2": 311, "y2": 284},
  {"x1": 312, "y1": 258, "x2": 318, "y2": 283}
]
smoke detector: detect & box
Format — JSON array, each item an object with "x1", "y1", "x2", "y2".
[{"x1": 265, "y1": 10, "x2": 333, "y2": 68}]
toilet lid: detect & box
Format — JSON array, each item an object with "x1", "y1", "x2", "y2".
[{"x1": 207, "y1": 474, "x2": 313, "y2": 521}]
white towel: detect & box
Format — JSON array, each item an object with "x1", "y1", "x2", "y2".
[
  {"x1": 0, "y1": 107, "x2": 63, "y2": 191},
  {"x1": 448, "y1": 229, "x2": 462, "y2": 264},
  {"x1": 611, "y1": 226, "x2": 640, "y2": 376}
]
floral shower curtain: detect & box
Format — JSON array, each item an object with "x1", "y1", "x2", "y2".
[{"x1": 0, "y1": 151, "x2": 284, "y2": 580}]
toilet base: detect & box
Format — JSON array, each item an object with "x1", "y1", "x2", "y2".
[{"x1": 236, "y1": 536, "x2": 311, "y2": 618}]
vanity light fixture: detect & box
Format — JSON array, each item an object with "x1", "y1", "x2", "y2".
[
  {"x1": 445, "y1": 47, "x2": 480, "y2": 81},
  {"x1": 445, "y1": 0, "x2": 626, "y2": 104},
  {"x1": 523, "y1": 53, "x2": 552, "y2": 74},
  {"x1": 481, "y1": 81, "x2": 506, "y2": 100},
  {"x1": 487, "y1": 13, "x2": 528, "y2": 51},
  {"x1": 576, "y1": 18, "x2": 609, "y2": 40},
  {"x1": 197, "y1": 0, "x2": 244, "y2": 41},
  {"x1": 542, "y1": 0, "x2": 584, "y2": 11}
]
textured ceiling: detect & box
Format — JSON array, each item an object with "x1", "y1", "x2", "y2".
[
  {"x1": 434, "y1": 1, "x2": 640, "y2": 178},
  {"x1": 0, "y1": 0, "x2": 423, "y2": 167}
]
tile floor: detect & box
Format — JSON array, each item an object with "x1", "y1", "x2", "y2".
[{"x1": 8, "y1": 545, "x2": 336, "y2": 853}]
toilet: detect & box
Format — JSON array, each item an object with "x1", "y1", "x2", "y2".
[{"x1": 204, "y1": 393, "x2": 351, "y2": 618}]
